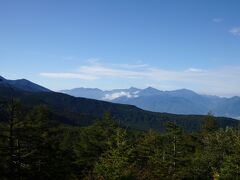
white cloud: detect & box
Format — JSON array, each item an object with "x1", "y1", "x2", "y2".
[
  {"x1": 40, "y1": 72, "x2": 97, "y2": 80},
  {"x1": 111, "y1": 63, "x2": 149, "y2": 69},
  {"x1": 212, "y1": 18, "x2": 223, "y2": 23},
  {"x1": 187, "y1": 68, "x2": 203, "y2": 73},
  {"x1": 102, "y1": 91, "x2": 137, "y2": 101},
  {"x1": 230, "y1": 27, "x2": 240, "y2": 36},
  {"x1": 40, "y1": 63, "x2": 146, "y2": 80},
  {"x1": 40, "y1": 62, "x2": 240, "y2": 96},
  {"x1": 78, "y1": 64, "x2": 143, "y2": 79}
]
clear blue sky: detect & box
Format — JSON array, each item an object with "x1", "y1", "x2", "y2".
[{"x1": 1, "y1": 0, "x2": 240, "y2": 96}]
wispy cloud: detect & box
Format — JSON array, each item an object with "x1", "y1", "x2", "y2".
[
  {"x1": 230, "y1": 27, "x2": 240, "y2": 36},
  {"x1": 212, "y1": 18, "x2": 223, "y2": 23},
  {"x1": 40, "y1": 72, "x2": 97, "y2": 80},
  {"x1": 40, "y1": 61, "x2": 240, "y2": 96},
  {"x1": 40, "y1": 62, "x2": 146, "y2": 80},
  {"x1": 187, "y1": 68, "x2": 203, "y2": 73}
]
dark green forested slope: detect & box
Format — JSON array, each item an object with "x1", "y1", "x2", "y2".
[
  {"x1": 0, "y1": 85, "x2": 238, "y2": 132},
  {"x1": 0, "y1": 101, "x2": 240, "y2": 179}
]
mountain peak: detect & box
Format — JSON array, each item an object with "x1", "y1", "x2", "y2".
[
  {"x1": 145, "y1": 86, "x2": 155, "y2": 90},
  {"x1": 129, "y1": 86, "x2": 137, "y2": 89},
  {"x1": 175, "y1": 88, "x2": 195, "y2": 93},
  {"x1": 0, "y1": 76, "x2": 51, "y2": 92},
  {"x1": 128, "y1": 87, "x2": 140, "y2": 91},
  {"x1": 143, "y1": 86, "x2": 161, "y2": 92},
  {"x1": 138, "y1": 86, "x2": 162, "y2": 96},
  {"x1": 0, "y1": 76, "x2": 6, "y2": 81},
  {"x1": 172, "y1": 88, "x2": 198, "y2": 95}
]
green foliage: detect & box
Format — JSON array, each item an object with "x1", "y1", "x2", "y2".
[
  {"x1": 73, "y1": 113, "x2": 118, "y2": 176},
  {"x1": 0, "y1": 101, "x2": 76, "y2": 179},
  {"x1": 1, "y1": 100, "x2": 240, "y2": 179},
  {"x1": 220, "y1": 155, "x2": 240, "y2": 179},
  {"x1": 94, "y1": 128, "x2": 133, "y2": 179},
  {"x1": 202, "y1": 112, "x2": 217, "y2": 134}
]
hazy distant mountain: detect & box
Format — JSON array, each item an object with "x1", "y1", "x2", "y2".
[
  {"x1": 60, "y1": 87, "x2": 141, "y2": 101},
  {"x1": 0, "y1": 82, "x2": 238, "y2": 132},
  {"x1": 0, "y1": 76, "x2": 51, "y2": 92},
  {"x1": 61, "y1": 87, "x2": 104, "y2": 100},
  {"x1": 61, "y1": 86, "x2": 240, "y2": 118}
]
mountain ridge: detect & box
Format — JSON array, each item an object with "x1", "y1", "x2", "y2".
[
  {"x1": 0, "y1": 83, "x2": 238, "y2": 132},
  {"x1": 0, "y1": 76, "x2": 51, "y2": 92},
  {"x1": 61, "y1": 87, "x2": 240, "y2": 118}
]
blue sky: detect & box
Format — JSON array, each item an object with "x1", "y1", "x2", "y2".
[{"x1": 1, "y1": 0, "x2": 240, "y2": 96}]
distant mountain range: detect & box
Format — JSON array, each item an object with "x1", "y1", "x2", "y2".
[
  {"x1": 0, "y1": 76, "x2": 238, "y2": 132},
  {"x1": 61, "y1": 87, "x2": 240, "y2": 119}
]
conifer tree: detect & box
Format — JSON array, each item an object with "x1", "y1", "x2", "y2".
[{"x1": 94, "y1": 128, "x2": 133, "y2": 179}]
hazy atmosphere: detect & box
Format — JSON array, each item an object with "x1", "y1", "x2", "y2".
[{"x1": 1, "y1": 0, "x2": 240, "y2": 96}]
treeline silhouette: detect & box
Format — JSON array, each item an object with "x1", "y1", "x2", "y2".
[{"x1": 0, "y1": 99, "x2": 240, "y2": 179}]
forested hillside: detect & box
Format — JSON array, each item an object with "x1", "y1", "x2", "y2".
[
  {"x1": 0, "y1": 85, "x2": 238, "y2": 132},
  {"x1": 0, "y1": 99, "x2": 240, "y2": 179},
  {"x1": 1, "y1": 82, "x2": 240, "y2": 179}
]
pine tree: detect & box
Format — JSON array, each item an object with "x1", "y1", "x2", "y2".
[
  {"x1": 94, "y1": 128, "x2": 133, "y2": 179},
  {"x1": 162, "y1": 122, "x2": 191, "y2": 179},
  {"x1": 202, "y1": 112, "x2": 217, "y2": 134},
  {"x1": 74, "y1": 113, "x2": 118, "y2": 177},
  {"x1": 0, "y1": 98, "x2": 24, "y2": 179}
]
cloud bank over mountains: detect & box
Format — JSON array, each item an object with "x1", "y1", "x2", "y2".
[
  {"x1": 40, "y1": 60, "x2": 240, "y2": 97},
  {"x1": 61, "y1": 86, "x2": 240, "y2": 119}
]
